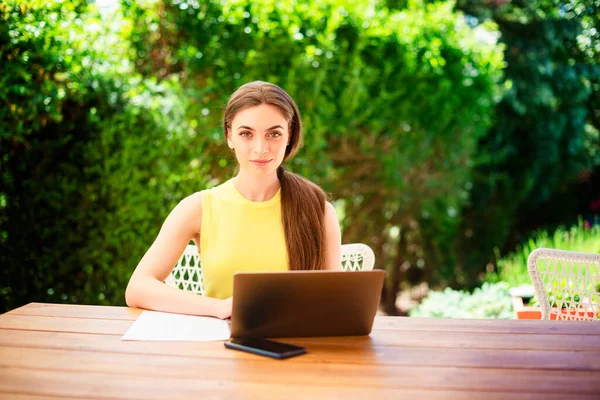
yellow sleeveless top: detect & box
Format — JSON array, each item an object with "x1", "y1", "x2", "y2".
[{"x1": 199, "y1": 179, "x2": 289, "y2": 299}]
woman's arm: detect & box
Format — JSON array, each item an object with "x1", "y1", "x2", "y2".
[
  {"x1": 125, "y1": 193, "x2": 232, "y2": 319},
  {"x1": 324, "y1": 201, "x2": 342, "y2": 271}
]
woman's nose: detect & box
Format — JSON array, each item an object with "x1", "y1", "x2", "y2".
[{"x1": 253, "y1": 140, "x2": 268, "y2": 154}]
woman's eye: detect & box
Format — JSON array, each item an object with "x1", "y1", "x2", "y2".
[
  {"x1": 240, "y1": 131, "x2": 252, "y2": 137},
  {"x1": 269, "y1": 132, "x2": 282, "y2": 137}
]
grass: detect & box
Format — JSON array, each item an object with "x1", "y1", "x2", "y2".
[{"x1": 487, "y1": 218, "x2": 600, "y2": 288}]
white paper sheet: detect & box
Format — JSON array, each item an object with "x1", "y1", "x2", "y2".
[{"x1": 121, "y1": 310, "x2": 231, "y2": 341}]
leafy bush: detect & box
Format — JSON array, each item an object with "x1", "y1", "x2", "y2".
[
  {"x1": 122, "y1": 0, "x2": 504, "y2": 312},
  {"x1": 0, "y1": 0, "x2": 97, "y2": 141},
  {"x1": 409, "y1": 282, "x2": 513, "y2": 319},
  {"x1": 1, "y1": 0, "x2": 504, "y2": 312},
  {"x1": 0, "y1": 1, "x2": 206, "y2": 311},
  {"x1": 455, "y1": 0, "x2": 600, "y2": 289},
  {"x1": 487, "y1": 219, "x2": 600, "y2": 288}
]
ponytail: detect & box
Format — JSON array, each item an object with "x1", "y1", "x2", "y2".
[{"x1": 278, "y1": 166, "x2": 327, "y2": 271}]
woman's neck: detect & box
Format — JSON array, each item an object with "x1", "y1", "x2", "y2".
[{"x1": 233, "y1": 170, "x2": 281, "y2": 202}]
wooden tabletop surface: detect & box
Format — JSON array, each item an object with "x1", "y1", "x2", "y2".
[{"x1": 1, "y1": 302, "x2": 599, "y2": 399}]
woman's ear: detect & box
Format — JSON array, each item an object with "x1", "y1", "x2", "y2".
[{"x1": 226, "y1": 131, "x2": 234, "y2": 149}]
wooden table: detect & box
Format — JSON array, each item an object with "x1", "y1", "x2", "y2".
[{"x1": 0, "y1": 303, "x2": 599, "y2": 399}]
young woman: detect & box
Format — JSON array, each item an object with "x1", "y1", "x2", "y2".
[{"x1": 125, "y1": 81, "x2": 342, "y2": 319}]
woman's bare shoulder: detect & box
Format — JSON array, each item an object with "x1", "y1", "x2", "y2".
[
  {"x1": 324, "y1": 201, "x2": 337, "y2": 216},
  {"x1": 185, "y1": 191, "x2": 204, "y2": 205},
  {"x1": 164, "y1": 191, "x2": 204, "y2": 233},
  {"x1": 174, "y1": 191, "x2": 202, "y2": 210}
]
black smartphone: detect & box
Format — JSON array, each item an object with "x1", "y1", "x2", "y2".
[{"x1": 224, "y1": 337, "x2": 306, "y2": 359}]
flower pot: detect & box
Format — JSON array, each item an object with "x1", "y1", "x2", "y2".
[
  {"x1": 515, "y1": 305, "x2": 598, "y2": 320},
  {"x1": 554, "y1": 308, "x2": 598, "y2": 320}
]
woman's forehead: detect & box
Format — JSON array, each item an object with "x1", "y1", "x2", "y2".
[{"x1": 231, "y1": 104, "x2": 288, "y2": 130}]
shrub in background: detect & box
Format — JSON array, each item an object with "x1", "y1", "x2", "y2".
[
  {"x1": 455, "y1": 0, "x2": 600, "y2": 289},
  {"x1": 409, "y1": 282, "x2": 513, "y2": 319},
  {"x1": 0, "y1": 0, "x2": 206, "y2": 310},
  {"x1": 121, "y1": 0, "x2": 504, "y2": 313},
  {"x1": 1, "y1": 0, "x2": 505, "y2": 312}
]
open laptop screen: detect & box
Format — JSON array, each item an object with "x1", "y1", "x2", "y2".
[{"x1": 230, "y1": 270, "x2": 384, "y2": 338}]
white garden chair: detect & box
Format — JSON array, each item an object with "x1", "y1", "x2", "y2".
[
  {"x1": 165, "y1": 243, "x2": 376, "y2": 294},
  {"x1": 340, "y1": 243, "x2": 376, "y2": 271},
  {"x1": 527, "y1": 248, "x2": 600, "y2": 321},
  {"x1": 165, "y1": 244, "x2": 205, "y2": 295}
]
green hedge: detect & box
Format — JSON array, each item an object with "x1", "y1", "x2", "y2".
[
  {"x1": 1, "y1": 0, "x2": 503, "y2": 311},
  {"x1": 454, "y1": 0, "x2": 600, "y2": 288},
  {"x1": 123, "y1": 0, "x2": 504, "y2": 299},
  {"x1": 0, "y1": 0, "x2": 206, "y2": 310}
]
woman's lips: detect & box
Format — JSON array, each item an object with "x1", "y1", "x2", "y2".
[{"x1": 250, "y1": 159, "x2": 272, "y2": 166}]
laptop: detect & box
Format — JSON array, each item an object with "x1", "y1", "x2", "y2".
[{"x1": 229, "y1": 270, "x2": 384, "y2": 338}]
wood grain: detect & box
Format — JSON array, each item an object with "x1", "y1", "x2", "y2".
[
  {"x1": 4, "y1": 366, "x2": 598, "y2": 400},
  {"x1": 9, "y1": 303, "x2": 599, "y2": 335},
  {"x1": 1, "y1": 346, "x2": 600, "y2": 394},
  {"x1": 0, "y1": 394, "x2": 90, "y2": 400},
  {"x1": 0, "y1": 356, "x2": 600, "y2": 398},
  {"x1": 0, "y1": 314, "x2": 133, "y2": 335},
  {"x1": 0, "y1": 330, "x2": 598, "y2": 371},
  {"x1": 1, "y1": 303, "x2": 600, "y2": 399},
  {"x1": 374, "y1": 315, "x2": 600, "y2": 335},
  {"x1": 5, "y1": 302, "x2": 141, "y2": 320},
  {"x1": 2, "y1": 313, "x2": 599, "y2": 352}
]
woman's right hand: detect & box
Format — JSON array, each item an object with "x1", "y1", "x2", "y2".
[{"x1": 214, "y1": 297, "x2": 233, "y2": 320}]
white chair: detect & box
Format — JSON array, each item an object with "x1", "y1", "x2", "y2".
[
  {"x1": 527, "y1": 248, "x2": 600, "y2": 321},
  {"x1": 165, "y1": 244, "x2": 205, "y2": 295},
  {"x1": 340, "y1": 243, "x2": 376, "y2": 271},
  {"x1": 165, "y1": 243, "x2": 376, "y2": 294}
]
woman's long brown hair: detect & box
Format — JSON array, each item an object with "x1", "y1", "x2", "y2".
[{"x1": 223, "y1": 81, "x2": 327, "y2": 271}]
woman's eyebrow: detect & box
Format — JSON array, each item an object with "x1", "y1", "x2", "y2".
[{"x1": 236, "y1": 125, "x2": 284, "y2": 131}]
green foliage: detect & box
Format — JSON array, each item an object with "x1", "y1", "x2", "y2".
[
  {"x1": 487, "y1": 219, "x2": 600, "y2": 287},
  {"x1": 0, "y1": 0, "x2": 96, "y2": 141},
  {"x1": 122, "y1": 0, "x2": 504, "y2": 310},
  {"x1": 1, "y1": 0, "x2": 504, "y2": 312},
  {"x1": 6, "y1": 0, "x2": 596, "y2": 315},
  {"x1": 409, "y1": 282, "x2": 513, "y2": 318},
  {"x1": 0, "y1": 0, "x2": 207, "y2": 311},
  {"x1": 454, "y1": 0, "x2": 600, "y2": 286}
]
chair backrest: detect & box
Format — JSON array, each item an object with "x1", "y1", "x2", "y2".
[
  {"x1": 165, "y1": 244, "x2": 205, "y2": 295},
  {"x1": 341, "y1": 243, "x2": 375, "y2": 271},
  {"x1": 527, "y1": 248, "x2": 600, "y2": 321},
  {"x1": 165, "y1": 243, "x2": 376, "y2": 294}
]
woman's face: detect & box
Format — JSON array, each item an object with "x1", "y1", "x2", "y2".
[{"x1": 227, "y1": 104, "x2": 290, "y2": 177}]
